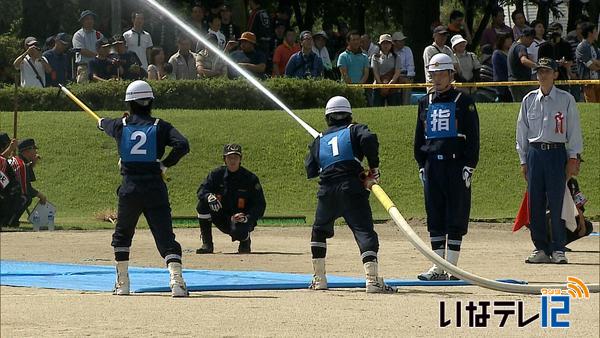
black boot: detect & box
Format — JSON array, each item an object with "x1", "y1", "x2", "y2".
[
  {"x1": 238, "y1": 237, "x2": 251, "y2": 254},
  {"x1": 196, "y1": 220, "x2": 214, "y2": 254}
]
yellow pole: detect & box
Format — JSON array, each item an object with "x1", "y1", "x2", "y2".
[{"x1": 59, "y1": 84, "x2": 101, "y2": 122}]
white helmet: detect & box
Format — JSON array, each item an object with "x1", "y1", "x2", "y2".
[
  {"x1": 325, "y1": 96, "x2": 352, "y2": 116},
  {"x1": 124, "y1": 80, "x2": 154, "y2": 102},
  {"x1": 427, "y1": 53, "x2": 455, "y2": 72}
]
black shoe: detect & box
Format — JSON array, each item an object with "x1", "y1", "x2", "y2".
[
  {"x1": 238, "y1": 238, "x2": 251, "y2": 254},
  {"x1": 195, "y1": 243, "x2": 214, "y2": 254}
]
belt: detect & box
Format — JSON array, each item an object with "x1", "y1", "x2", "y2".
[
  {"x1": 530, "y1": 142, "x2": 565, "y2": 151},
  {"x1": 428, "y1": 153, "x2": 461, "y2": 161}
]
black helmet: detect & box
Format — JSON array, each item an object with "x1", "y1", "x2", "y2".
[{"x1": 223, "y1": 143, "x2": 242, "y2": 157}]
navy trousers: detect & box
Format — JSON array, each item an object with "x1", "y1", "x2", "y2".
[
  {"x1": 424, "y1": 158, "x2": 471, "y2": 236},
  {"x1": 112, "y1": 177, "x2": 182, "y2": 262},
  {"x1": 527, "y1": 145, "x2": 567, "y2": 254},
  {"x1": 196, "y1": 200, "x2": 253, "y2": 241}
]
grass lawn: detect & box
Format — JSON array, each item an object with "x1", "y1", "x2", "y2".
[{"x1": 1, "y1": 103, "x2": 598, "y2": 229}]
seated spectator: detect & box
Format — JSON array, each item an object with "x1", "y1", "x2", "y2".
[
  {"x1": 338, "y1": 31, "x2": 369, "y2": 84},
  {"x1": 110, "y1": 35, "x2": 147, "y2": 80},
  {"x1": 312, "y1": 31, "x2": 333, "y2": 74},
  {"x1": 284, "y1": 31, "x2": 323, "y2": 79},
  {"x1": 528, "y1": 20, "x2": 546, "y2": 78},
  {"x1": 575, "y1": 22, "x2": 600, "y2": 102},
  {"x1": 492, "y1": 34, "x2": 514, "y2": 102},
  {"x1": 147, "y1": 47, "x2": 168, "y2": 80},
  {"x1": 447, "y1": 10, "x2": 472, "y2": 45},
  {"x1": 225, "y1": 32, "x2": 266, "y2": 79},
  {"x1": 392, "y1": 31, "x2": 415, "y2": 105},
  {"x1": 511, "y1": 10, "x2": 528, "y2": 41},
  {"x1": 508, "y1": 27, "x2": 537, "y2": 101},
  {"x1": 451, "y1": 34, "x2": 480, "y2": 95},
  {"x1": 371, "y1": 34, "x2": 400, "y2": 106},
  {"x1": 538, "y1": 22, "x2": 576, "y2": 89},
  {"x1": 88, "y1": 38, "x2": 118, "y2": 82},
  {"x1": 481, "y1": 6, "x2": 513, "y2": 47},
  {"x1": 13, "y1": 37, "x2": 51, "y2": 88},
  {"x1": 272, "y1": 28, "x2": 300, "y2": 77},
  {"x1": 72, "y1": 10, "x2": 104, "y2": 67},
  {"x1": 123, "y1": 12, "x2": 153, "y2": 70},
  {"x1": 360, "y1": 34, "x2": 379, "y2": 59},
  {"x1": 423, "y1": 26, "x2": 458, "y2": 83},
  {"x1": 168, "y1": 35, "x2": 198, "y2": 80},
  {"x1": 197, "y1": 33, "x2": 227, "y2": 78},
  {"x1": 43, "y1": 33, "x2": 71, "y2": 87}
]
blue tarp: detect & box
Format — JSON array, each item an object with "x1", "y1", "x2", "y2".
[{"x1": 0, "y1": 260, "x2": 526, "y2": 293}]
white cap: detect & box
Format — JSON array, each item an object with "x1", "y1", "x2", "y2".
[
  {"x1": 450, "y1": 34, "x2": 467, "y2": 49},
  {"x1": 392, "y1": 31, "x2": 407, "y2": 41},
  {"x1": 325, "y1": 96, "x2": 352, "y2": 116},
  {"x1": 125, "y1": 80, "x2": 154, "y2": 102},
  {"x1": 427, "y1": 53, "x2": 455, "y2": 72}
]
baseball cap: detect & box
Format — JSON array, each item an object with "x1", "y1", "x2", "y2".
[
  {"x1": 18, "y1": 138, "x2": 38, "y2": 153},
  {"x1": 223, "y1": 144, "x2": 242, "y2": 157},
  {"x1": 313, "y1": 31, "x2": 328, "y2": 39},
  {"x1": 24, "y1": 37, "x2": 39, "y2": 48},
  {"x1": 450, "y1": 34, "x2": 467, "y2": 48},
  {"x1": 521, "y1": 26, "x2": 535, "y2": 37},
  {"x1": 239, "y1": 32, "x2": 257, "y2": 44},
  {"x1": 392, "y1": 31, "x2": 407, "y2": 41},
  {"x1": 55, "y1": 33, "x2": 71, "y2": 45},
  {"x1": 96, "y1": 37, "x2": 110, "y2": 48},
  {"x1": 534, "y1": 57, "x2": 558, "y2": 71},
  {"x1": 79, "y1": 10, "x2": 97, "y2": 22},
  {"x1": 300, "y1": 30, "x2": 312, "y2": 41},
  {"x1": 433, "y1": 25, "x2": 448, "y2": 34},
  {"x1": 378, "y1": 34, "x2": 393, "y2": 44}
]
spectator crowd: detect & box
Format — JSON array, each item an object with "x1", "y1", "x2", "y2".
[{"x1": 13, "y1": 2, "x2": 600, "y2": 104}]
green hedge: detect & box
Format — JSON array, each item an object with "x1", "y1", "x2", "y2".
[{"x1": 0, "y1": 78, "x2": 366, "y2": 111}]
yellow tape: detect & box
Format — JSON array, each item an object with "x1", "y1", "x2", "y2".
[
  {"x1": 60, "y1": 86, "x2": 101, "y2": 122},
  {"x1": 371, "y1": 184, "x2": 395, "y2": 212},
  {"x1": 351, "y1": 79, "x2": 600, "y2": 89}
]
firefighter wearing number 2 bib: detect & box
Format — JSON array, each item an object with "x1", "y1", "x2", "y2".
[
  {"x1": 98, "y1": 80, "x2": 190, "y2": 297},
  {"x1": 414, "y1": 53, "x2": 480, "y2": 281},
  {"x1": 304, "y1": 96, "x2": 396, "y2": 294}
]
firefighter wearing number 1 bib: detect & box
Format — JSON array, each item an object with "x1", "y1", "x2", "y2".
[
  {"x1": 414, "y1": 53, "x2": 480, "y2": 281},
  {"x1": 305, "y1": 96, "x2": 396, "y2": 294},
  {"x1": 98, "y1": 80, "x2": 190, "y2": 297}
]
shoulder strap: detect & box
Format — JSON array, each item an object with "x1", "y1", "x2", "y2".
[
  {"x1": 122, "y1": 117, "x2": 127, "y2": 126},
  {"x1": 454, "y1": 92, "x2": 462, "y2": 103},
  {"x1": 153, "y1": 118, "x2": 160, "y2": 126}
]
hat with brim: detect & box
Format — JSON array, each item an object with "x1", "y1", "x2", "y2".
[
  {"x1": 223, "y1": 144, "x2": 242, "y2": 157},
  {"x1": 18, "y1": 138, "x2": 38, "y2": 152},
  {"x1": 300, "y1": 31, "x2": 312, "y2": 41},
  {"x1": 433, "y1": 25, "x2": 448, "y2": 34},
  {"x1": 378, "y1": 34, "x2": 393, "y2": 45},
  {"x1": 96, "y1": 38, "x2": 111, "y2": 48},
  {"x1": 239, "y1": 32, "x2": 257, "y2": 44},
  {"x1": 392, "y1": 31, "x2": 407, "y2": 41},
  {"x1": 79, "y1": 10, "x2": 97, "y2": 22},
  {"x1": 534, "y1": 57, "x2": 558, "y2": 71},
  {"x1": 451, "y1": 35, "x2": 467, "y2": 49},
  {"x1": 24, "y1": 36, "x2": 39, "y2": 47},
  {"x1": 313, "y1": 31, "x2": 328, "y2": 40},
  {"x1": 55, "y1": 33, "x2": 71, "y2": 45}
]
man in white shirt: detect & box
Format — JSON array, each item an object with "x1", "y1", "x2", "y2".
[
  {"x1": 392, "y1": 31, "x2": 415, "y2": 105},
  {"x1": 13, "y1": 37, "x2": 51, "y2": 88},
  {"x1": 423, "y1": 26, "x2": 458, "y2": 83},
  {"x1": 123, "y1": 12, "x2": 153, "y2": 70},
  {"x1": 72, "y1": 10, "x2": 104, "y2": 66}
]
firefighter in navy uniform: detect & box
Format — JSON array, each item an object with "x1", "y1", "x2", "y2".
[
  {"x1": 196, "y1": 144, "x2": 266, "y2": 254},
  {"x1": 0, "y1": 133, "x2": 21, "y2": 227},
  {"x1": 97, "y1": 80, "x2": 190, "y2": 297},
  {"x1": 414, "y1": 53, "x2": 480, "y2": 281},
  {"x1": 305, "y1": 96, "x2": 395, "y2": 294}
]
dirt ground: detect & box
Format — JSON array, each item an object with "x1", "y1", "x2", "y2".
[{"x1": 1, "y1": 222, "x2": 598, "y2": 337}]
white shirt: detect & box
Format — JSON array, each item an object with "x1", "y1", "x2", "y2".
[
  {"x1": 19, "y1": 55, "x2": 48, "y2": 88},
  {"x1": 123, "y1": 29, "x2": 153, "y2": 70},
  {"x1": 312, "y1": 46, "x2": 332, "y2": 70},
  {"x1": 72, "y1": 28, "x2": 104, "y2": 65},
  {"x1": 516, "y1": 86, "x2": 583, "y2": 164},
  {"x1": 423, "y1": 43, "x2": 457, "y2": 82},
  {"x1": 395, "y1": 46, "x2": 416, "y2": 77}
]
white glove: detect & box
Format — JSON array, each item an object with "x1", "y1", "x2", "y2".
[
  {"x1": 232, "y1": 213, "x2": 248, "y2": 223},
  {"x1": 207, "y1": 193, "x2": 222, "y2": 212},
  {"x1": 462, "y1": 166, "x2": 475, "y2": 189},
  {"x1": 159, "y1": 161, "x2": 167, "y2": 175},
  {"x1": 418, "y1": 168, "x2": 425, "y2": 186}
]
